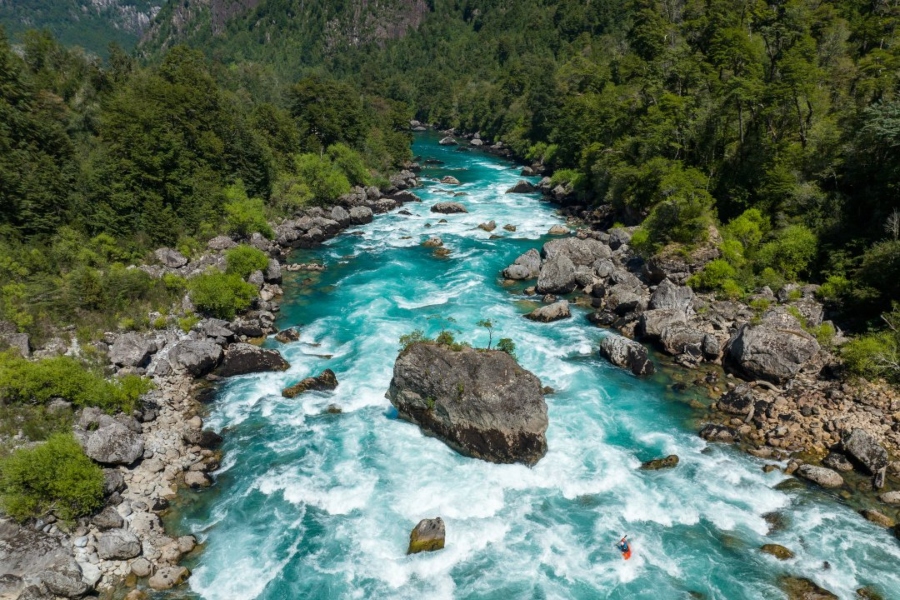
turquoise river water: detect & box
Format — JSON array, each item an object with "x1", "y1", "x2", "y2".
[{"x1": 172, "y1": 134, "x2": 900, "y2": 599}]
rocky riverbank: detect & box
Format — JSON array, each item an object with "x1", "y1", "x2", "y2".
[
  {"x1": 500, "y1": 223, "x2": 900, "y2": 529},
  {"x1": 0, "y1": 172, "x2": 422, "y2": 599}
]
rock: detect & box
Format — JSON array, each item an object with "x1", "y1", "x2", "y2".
[
  {"x1": 148, "y1": 566, "x2": 190, "y2": 590},
  {"x1": 91, "y1": 506, "x2": 124, "y2": 530},
  {"x1": 83, "y1": 422, "x2": 143, "y2": 465},
  {"x1": 282, "y1": 369, "x2": 339, "y2": 398},
  {"x1": 154, "y1": 247, "x2": 188, "y2": 269},
  {"x1": 441, "y1": 176, "x2": 461, "y2": 185},
  {"x1": 548, "y1": 225, "x2": 568, "y2": 235},
  {"x1": 430, "y1": 202, "x2": 467, "y2": 214},
  {"x1": 699, "y1": 423, "x2": 736, "y2": 442},
  {"x1": 640, "y1": 455, "x2": 679, "y2": 470},
  {"x1": 542, "y1": 237, "x2": 612, "y2": 267},
  {"x1": 478, "y1": 220, "x2": 496, "y2": 231},
  {"x1": 879, "y1": 491, "x2": 900, "y2": 504},
  {"x1": 659, "y1": 326, "x2": 706, "y2": 358},
  {"x1": 438, "y1": 136, "x2": 457, "y2": 146},
  {"x1": 331, "y1": 205, "x2": 351, "y2": 227},
  {"x1": 109, "y1": 333, "x2": 158, "y2": 368},
  {"x1": 725, "y1": 311, "x2": 820, "y2": 384},
  {"x1": 779, "y1": 577, "x2": 837, "y2": 600},
  {"x1": 822, "y1": 453, "x2": 854, "y2": 472},
  {"x1": 349, "y1": 206, "x2": 374, "y2": 225},
  {"x1": 97, "y1": 530, "x2": 141, "y2": 560},
  {"x1": 170, "y1": 339, "x2": 223, "y2": 376},
  {"x1": 184, "y1": 471, "x2": 212, "y2": 488},
  {"x1": 536, "y1": 253, "x2": 576, "y2": 295},
  {"x1": 842, "y1": 428, "x2": 889, "y2": 475},
  {"x1": 207, "y1": 235, "x2": 237, "y2": 251},
  {"x1": 639, "y1": 309, "x2": 688, "y2": 340},
  {"x1": 502, "y1": 249, "x2": 541, "y2": 280},
  {"x1": 649, "y1": 279, "x2": 693, "y2": 311},
  {"x1": 605, "y1": 284, "x2": 644, "y2": 315},
  {"x1": 796, "y1": 464, "x2": 844, "y2": 488},
  {"x1": 387, "y1": 343, "x2": 548, "y2": 465},
  {"x1": 469, "y1": 138, "x2": 483, "y2": 146},
  {"x1": 525, "y1": 300, "x2": 571, "y2": 323},
  {"x1": 265, "y1": 258, "x2": 283, "y2": 283},
  {"x1": 407, "y1": 517, "x2": 445, "y2": 554},
  {"x1": 0, "y1": 331, "x2": 30, "y2": 357},
  {"x1": 182, "y1": 428, "x2": 222, "y2": 449},
  {"x1": 275, "y1": 328, "x2": 300, "y2": 343},
  {"x1": 608, "y1": 228, "x2": 632, "y2": 250},
  {"x1": 130, "y1": 557, "x2": 153, "y2": 578},
  {"x1": 506, "y1": 180, "x2": 536, "y2": 193},
  {"x1": 860, "y1": 509, "x2": 895, "y2": 528},
  {"x1": 249, "y1": 269, "x2": 264, "y2": 287},
  {"x1": 216, "y1": 343, "x2": 290, "y2": 377},
  {"x1": 760, "y1": 544, "x2": 795, "y2": 560},
  {"x1": 717, "y1": 385, "x2": 756, "y2": 415},
  {"x1": 178, "y1": 536, "x2": 197, "y2": 554},
  {"x1": 422, "y1": 236, "x2": 443, "y2": 248},
  {"x1": 599, "y1": 335, "x2": 655, "y2": 377},
  {"x1": 39, "y1": 562, "x2": 89, "y2": 598},
  {"x1": 503, "y1": 224, "x2": 516, "y2": 232}
]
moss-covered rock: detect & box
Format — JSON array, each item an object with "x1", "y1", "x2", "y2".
[
  {"x1": 407, "y1": 517, "x2": 445, "y2": 555},
  {"x1": 760, "y1": 544, "x2": 794, "y2": 560},
  {"x1": 640, "y1": 455, "x2": 679, "y2": 470}
]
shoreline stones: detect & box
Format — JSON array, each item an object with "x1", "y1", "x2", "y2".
[
  {"x1": 387, "y1": 342, "x2": 548, "y2": 465},
  {"x1": 796, "y1": 464, "x2": 844, "y2": 488},
  {"x1": 408, "y1": 518, "x2": 445, "y2": 554},
  {"x1": 216, "y1": 343, "x2": 290, "y2": 377}
]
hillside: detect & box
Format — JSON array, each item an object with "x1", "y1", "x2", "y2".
[{"x1": 0, "y1": 0, "x2": 161, "y2": 55}]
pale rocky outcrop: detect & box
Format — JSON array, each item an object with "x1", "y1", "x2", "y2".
[{"x1": 599, "y1": 335, "x2": 654, "y2": 377}]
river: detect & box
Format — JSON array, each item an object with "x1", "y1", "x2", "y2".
[{"x1": 172, "y1": 133, "x2": 900, "y2": 600}]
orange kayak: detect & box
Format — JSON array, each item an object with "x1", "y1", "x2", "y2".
[{"x1": 621, "y1": 547, "x2": 632, "y2": 560}]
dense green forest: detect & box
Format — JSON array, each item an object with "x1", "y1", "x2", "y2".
[
  {"x1": 0, "y1": 27, "x2": 411, "y2": 343},
  {"x1": 0, "y1": 0, "x2": 160, "y2": 56},
  {"x1": 158, "y1": 1, "x2": 898, "y2": 315}
]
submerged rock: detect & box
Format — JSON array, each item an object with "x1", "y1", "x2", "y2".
[
  {"x1": 387, "y1": 342, "x2": 548, "y2": 465},
  {"x1": 282, "y1": 369, "x2": 339, "y2": 398},
  {"x1": 408, "y1": 517, "x2": 445, "y2": 554},
  {"x1": 860, "y1": 509, "x2": 895, "y2": 528},
  {"x1": 430, "y1": 202, "x2": 467, "y2": 214},
  {"x1": 779, "y1": 576, "x2": 837, "y2": 600},
  {"x1": 274, "y1": 328, "x2": 300, "y2": 343},
  {"x1": 506, "y1": 180, "x2": 536, "y2": 193},
  {"x1": 599, "y1": 335, "x2": 654, "y2": 377},
  {"x1": 525, "y1": 300, "x2": 571, "y2": 323},
  {"x1": 216, "y1": 343, "x2": 290, "y2": 377},
  {"x1": 640, "y1": 455, "x2": 679, "y2": 470},
  {"x1": 760, "y1": 544, "x2": 795, "y2": 560}
]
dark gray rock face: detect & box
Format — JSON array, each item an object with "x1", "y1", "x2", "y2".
[
  {"x1": 109, "y1": 333, "x2": 158, "y2": 368},
  {"x1": 599, "y1": 335, "x2": 654, "y2": 377},
  {"x1": 183, "y1": 428, "x2": 223, "y2": 449},
  {"x1": 659, "y1": 326, "x2": 706, "y2": 358},
  {"x1": 639, "y1": 309, "x2": 688, "y2": 340},
  {"x1": 349, "y1": 206, "x2": 374, "y2": 224},
  {"x1": 502, "y1": 249, "x2": 542, "y2": 280},
  {"x1": 536, "y1": 253, "x2": 576, "y2": 295},
  {"x1": 387, "y1": 343, "x2": 548, "y2": 465},
  {"x1": 525, "y1": 300, "x2": 571, "y2": 323},
  {"x1": 649, "y1": 279, "x2": 693, "y2": 311},
  {"x1": 430, "y1": 202, "x2": 468, "y2": 214},
  {"x1": 92, "y1": 506, "x2": 124, "y2": 530},
  {"x1": 0, "y1": 520, "x2": 81, "y2": 597},
  {"x1": 216, "y1": 343, "x2": 290, "y2": 377},
  {"x1": 170, "y1": 339, "x2": 223, "y2": 376},
  {"x1": 717, "y1": 384, "x2": 756, "y2": 415},
  {"x1": 97, "y1": 529, "x2": 141, "y2": 560},
  {"x1": 725, "y1": 311, "x2": 820, "y2": 384},
  {"x1": 407, "y1": 517, "x2": 446, "y2": 554},
  {"x1": 330, "y1": 205, "x2": 351, "y2": 227},
  {"x1": 542, "y1": 237, "x2": 612, "y2": 267},
  {"x1": 842, "y1": 428, "x2": 888, "y2": 475}
]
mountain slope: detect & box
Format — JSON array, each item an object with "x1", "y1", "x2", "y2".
[{"x1": 0, "y1": 0, "x2": 161, "y2": 55}]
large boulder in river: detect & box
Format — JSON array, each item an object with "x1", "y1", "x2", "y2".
[
  {"x1": 725, "y1": 310, "x2": 820, "y2": 384},
  {"x1": 502, "y1": 249, "x2": 541, "y2": 280},
  {"x1": 599, "y1": 335, "x2": 655, "y2": 377},
  {"x1": 505, "y1": 180, "x2": 536, "y2": 194},
  {"x1": 282, "y1": 369, "x2": 338, "y2": 398},
  {"x1": 536, "y1": 253, "x2": 576, "y2": 294},
  {"x1": 170, "y1": 339, "x2": 222, "y2": 376},
  {"x1": 387, "y1": 342, "x2": 548, "y2": 465},
  {"x1": 216, "y1": 343, "x2": 290, "y2": 377},
  {"x1": 542, "y1": 237, "x2": 612, "y2": 267},
  {"x1": 842, "y1": 428, "x2": 888, "y2": 475},
  {"x1": 349, "y1": 206, "x2": 374, "y2": 225},
  {"x1": 408, "y1": 517, "x2": 445, "y2": 554},
  {"x1": 525, "y1": 300, "x2": 571, "y2": 322},
  {"x1": 796, "y1": 464, "x2": 844, "y2": 488},
  {"x1": 431, "y1": 202, "x2": 468, "y2": 214}
]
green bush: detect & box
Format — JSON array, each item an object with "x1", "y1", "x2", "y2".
[
  {"x1": 0, "y1": 351, "x2": 151, "y2": 413},
  {"x1": 189, "y1": 272, "x2": 257, "y2": 319},
  {"x1": 817, "y1": 275, "x2": 852, "y2": 301},
  {"x1": 223, "y1": 182, "x2": 274, "y2": 239},
  {"x1": 687, "y1": 259, "x2": 738, "y2": 293},
  {"x1": 723, "y1": 208, "x2": 768, "y2": 252},
  {"x1": 0, "y1": 433, "x2": 104, "y2": 522},
  {"x1": 225, "y1": 245, "x2": 269, "y2": 279},
  {"x1": 328, "y1": 143, "x2": 370, "y2": 187},
  {"x1": 842, "y1": 332, "x2": 899, "y2": 382},
  {"x1": 293, "y1": 153, "x2": 352, "y2": 205},
  {"x1": 497, "y1": 338, "x2": 517, "y2": 358},
  {"x1": 757, "y1": 225, "x2": 817, "y2": 280}
]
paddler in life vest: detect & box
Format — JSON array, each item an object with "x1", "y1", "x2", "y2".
[{"x1": 616, "y1": 536, "x2": 631, "y2": 559}]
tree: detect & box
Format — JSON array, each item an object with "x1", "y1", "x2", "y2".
[{"x1": 477, "y1": 319, "x2": 494, "y2": 349}]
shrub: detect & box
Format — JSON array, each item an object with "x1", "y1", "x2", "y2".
[
  {"x1": 0, "y1": 351, "x2": 151, "y2": 413},
  {"x1": 0, "y1": 433, "x2": 104, "y2": 521},
  {"x1": 842, "y1": 332, "x2": 899, "y2": 383},
  {"x1": 293, "y1": 153, "x2": 352, "y2": 205},
  {"x1": 223, "y1": 182, "x2": 274, "y2": 239},
  {"x1": 225, "y1": 245, "x2": 269, "y2": 279},
  {"x1": 817, "y1": 275, "x2": 852, "y2": 302},
  {"x1": 497, "y1": 338, "x2": 517, "y2": 358},
  {"x1": 723, "y1": 208, "x2": 768, "y2": 252},
  {"x1": 189, "y1": 272, "x2": 257, "y2": 319},
  {"x1": 687, "y1": 259, "x2": 738, "y2": 292},
  {"x1": 328, "y1": 143, "x2": 370, "y2": 187},
  {"x1": 399, "y1": 329, "x2": 425, "y2": 351},
  {"x1": 178, "y1": 315, "x2": 201, "y2": 333},
  {"x1": 757, "y1": 225, "x2": 817, "y2": 280}
]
